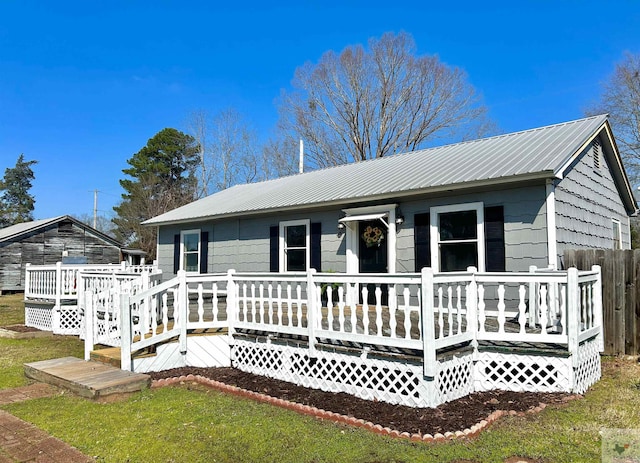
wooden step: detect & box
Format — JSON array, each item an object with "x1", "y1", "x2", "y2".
[{"x1": 24, "y1": 357, "x2": 151, "y2": 399}]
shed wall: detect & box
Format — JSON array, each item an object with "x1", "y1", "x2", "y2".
[{"x1": 0, "y1": 222, "x2": 121, "y2": 292}]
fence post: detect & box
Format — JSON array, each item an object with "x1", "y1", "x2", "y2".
[
  {"x1": 592, "y1": 264, "x2": 604, "y2": 352},
  {"x1": 567, "y1": 267, "x2": 580, "y2": 372},
  {"x1": 84, "y1": 290, "x2": 94, "y2": 361},
  {"x1": 177, "y1": 270, "x2": 188, "y2": 354},
  {"x1": 120, "y1": 293, "x2": 132, "y2": 371},
  {"x1": 226, "y1": 269, "x2": 236, "y2": 339},
  {"x1": 421, "y1": 267, "x2": 436, "y2": 378},
  {"x1": 307, "y1": 269, "x2": 317, "y2": 356}
]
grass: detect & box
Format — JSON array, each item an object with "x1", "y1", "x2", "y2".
[
  {"x1": 0, "y1": 294, "x2": 84, "y2": 388},
  {"x1": 2, "y1": 294, "x2": 640, "y2": 462}
]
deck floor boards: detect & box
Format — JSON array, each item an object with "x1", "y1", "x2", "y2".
[{"x1": 24, "y1": 357, "x2": 150, "y2": 398}]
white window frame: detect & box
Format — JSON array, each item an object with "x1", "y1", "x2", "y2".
[
  {"x1": 279, "y1": 219, "x2": 310, "y2": 272},
  {"x1": 612, "y1": 218, "x2": 622, "y2": 250},
  {"x1": 430, "y1": 202, "x2": 485, "y2": 272},
  {"x1": 180, "y1": 229, "x2": 201, "y2": 273}
]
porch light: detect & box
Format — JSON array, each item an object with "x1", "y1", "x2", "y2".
[{"x1": 395, "y1": 208, "x2": 404, "y2": 226}]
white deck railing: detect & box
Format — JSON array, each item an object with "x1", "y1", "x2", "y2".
[
  {"x1": 81, "y1": 266, "x2": 603, "y2": 375},
  {"x1": 25, "y1": 262, "x2": 158, "y2": 304},
  {"x1": 24, "y1": 262, "x2": 161, "y2": 334}
]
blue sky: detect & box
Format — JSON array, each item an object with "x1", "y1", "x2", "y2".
[{"x1": 1, "y1": 1, "x2": 639, "y2": 221}]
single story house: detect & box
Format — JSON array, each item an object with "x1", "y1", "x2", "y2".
[
  {"x1": 0, "y1": 215, "x2": 125, "y2": 293},
  {"x1": 144, "y1": 114, "x2": 637, "y2": 278}
]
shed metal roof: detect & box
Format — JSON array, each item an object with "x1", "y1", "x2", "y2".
[
  {"x1": 0, "y1": 215, "x2": 122, "y2": 246},
  {"x1": 144, "y1": 114, "x2": 635, "y2": 226}
]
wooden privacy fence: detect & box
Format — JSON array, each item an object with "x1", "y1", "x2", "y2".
[{"x1": 564, "y1": 249, "x2": 640, "y2": 356}]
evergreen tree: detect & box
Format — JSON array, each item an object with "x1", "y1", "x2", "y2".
[
  {"x1": 113, "y1": 128, "x2": 199, "y2": 258},
  {"x1": 0, "y1": 154, "x2": 37, "y2": 228}
]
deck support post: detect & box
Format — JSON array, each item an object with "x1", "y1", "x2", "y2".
[
  {"x1": 306, "y1": 269, "x2": 318, "y2": 356},
  {"x1": 84, "y1": 290, "x2": 94, "y2": 361},
  {"x1": 177, "y1": 270, "x2": 188, "y2": 355},
  {"x1": 120, "y1": 293, "x2": 132, "y2": 371},
  {"x1": 421, "y1": 267, "x2": 436, "y2": 379}
]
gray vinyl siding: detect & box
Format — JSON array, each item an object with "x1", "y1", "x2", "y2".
[
  {"x1": 396, "y1": 185, "x2": 549, "y2": 272},
  {"x1": 156, "y1": 184, "x2": 550, "y2": 276},
  {"x1": 555, "y1": 139, "x2": 631, "y2": 264}
]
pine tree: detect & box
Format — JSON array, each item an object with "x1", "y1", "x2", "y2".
[
  {"x1": 0, "y1": 154, "x2": 38, "y2": 228},
  {"x1": 113, "y1": 128, "x2": 199, "y2": 258}
]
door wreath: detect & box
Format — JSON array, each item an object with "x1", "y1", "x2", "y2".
[{"x1": 362, "y1": 225, "x2": 384, "y2": 248}]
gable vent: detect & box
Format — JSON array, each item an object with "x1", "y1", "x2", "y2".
[{"x1": 593, "y1": 138, "x2": 601, "y2": 170}]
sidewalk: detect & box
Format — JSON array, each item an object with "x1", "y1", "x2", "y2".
[{"x1": 0, "y1": 384, "x2": 93, "y2": 463}]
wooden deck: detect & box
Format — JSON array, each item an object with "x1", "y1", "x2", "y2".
[{"x1": 24, "y1": 357, "x2": 151, "y2": 399}]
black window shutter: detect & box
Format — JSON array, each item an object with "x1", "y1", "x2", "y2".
[
  {"x1": 310, "y1": 222, "x2": 322, "y2": 272},
  {"x1": 414, "y1": 213, "x2": 431, "y2": 272},
  {"x1": 269, "y1": 225, "x2": 279, "y2": 272},
  {"x1": 199, "y1": 231, "x2": 209, "y2": 274},
  {"x1": 173, "y1": 234, "x2": 180, "y2": 274},
  {"x1": 484, "y1": 206, "x2": 505, "y2": 272}
]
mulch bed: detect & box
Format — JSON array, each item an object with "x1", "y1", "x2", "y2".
[{"x1": 149, "y1": 367, "x2": 575, "y2": 435}]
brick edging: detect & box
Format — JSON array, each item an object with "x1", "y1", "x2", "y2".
[{"x1": 151, "y1": 375, "x2": 570, "y2": 442}]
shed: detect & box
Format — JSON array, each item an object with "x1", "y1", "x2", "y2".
[{"x1": 0, "y1": 215, "x2": 122, "y2": 293}]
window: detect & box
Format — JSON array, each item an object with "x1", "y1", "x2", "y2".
[
  {"x1": 181, "y1": 230, "x2": 200, "y2": 272},
  {"x1": 612, "y1": 219, "x2": 622, "y2": 250},
  {"x1": 279, "y1": 220, "x2": 310, "y2": 272},
  {"x1": 430, "y1": 203, "x2": 485, "y2": 272},
  {"x1": 173, "y1": 230, "x2": 209, "y2": 274}
]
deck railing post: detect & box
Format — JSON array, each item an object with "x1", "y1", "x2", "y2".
[
  {"x1": 84, "y1": 290, "x2": 94, "y2": 361},
  {"x1": 592, "y1": 264, "x2": 603, "y2": 352},
  {"x1": 141, "y1": 271, "x2": 150, "y2": 335},
  {"x1": 177, "y1": 270, "x2": 188, "y2": 354},
  {"x1": 24, "y1": 263, "x2": 31, "y2": 298},
  {"x1": 306, "y1": 269, "x2": 318, "y2": 356},
  {"x1": 226, "y1": 269, "x2": 236, "y2": 339},
  {"x1": 421, "y1": 267, "x2": 436, "y2": 378},
  {"x1": 528, "y1": 265, "x2": 538, "y2": 326},
  {"x1": 466, "y1": 266, "x2": 479, "y2": 354},
  {"x1": 567, "y1": 267, "x2": 580, "y2": 371},
  {"x1": 120, "y1": 292, "x2": 133, "y2": 371}
]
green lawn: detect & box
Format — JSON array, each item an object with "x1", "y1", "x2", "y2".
[{"x1": 1, "y1": 294, "x2": 639, "y2": 462}]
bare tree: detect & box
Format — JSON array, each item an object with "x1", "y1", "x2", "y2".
[
  {"x1": 186, "y1": 108, "x2": 263, "y2": 193},
  {"x1": 186, "y1": 109, "x2": 213, "y2": 198},
  {"x1": 589, "y1": 53, "x2": 640, "y2": 184},
  {"x1": 275, "y1": 32, "x2": 492, "y2": 169}
]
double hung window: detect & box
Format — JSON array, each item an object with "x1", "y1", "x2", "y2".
[
  {"x1": 279, "y1": 220, "x2": 310, "y2": 272},
  {"x1": 431, "y1": 203, "x2": 485, "y2": 272},
  {"x1": 181, "y1": 230, "x2": 200, "y2": 273}
]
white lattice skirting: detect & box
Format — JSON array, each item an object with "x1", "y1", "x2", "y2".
[
  {"x1": 231, "y1": 337, "x2": 601, "y2": 408},
  {"x1": 574, "y1": 339, "x2": 601, "y2": 394},
  {"x1": 232, "y1": 339, "x2": 475, "y2": 408},
  {"x1": 25, "y1": 303, "x2": 82, "y2": 335},
  {"x1": 25, "y1": 304, "x2": 54, "y2": 331},
  {"x1": 474, "y1": 352, "x2": 572, "y2": 393}
]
